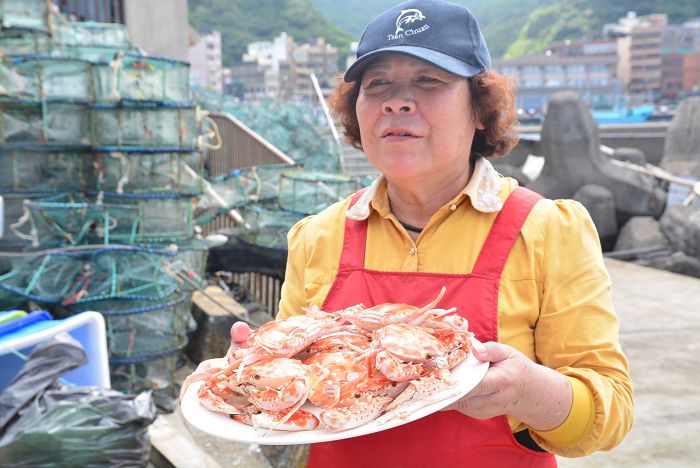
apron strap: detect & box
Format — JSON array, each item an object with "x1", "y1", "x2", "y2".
[
  {"x1": 472, "y1": 187, "x2": 543, "y2": 278},
  {"x1": 338, "y1": 189, "x2": 369, "y2": 270}
]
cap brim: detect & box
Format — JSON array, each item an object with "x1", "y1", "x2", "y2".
[{"x1": 344, "y1": 46, "x2": 483, "y2": 82}]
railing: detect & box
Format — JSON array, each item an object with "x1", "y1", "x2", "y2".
[
  {"x1": 200, "y1": 112, "x2": 294, "y2": 235},
  {"x1": 232, "y1": 272, "x2": 283, "y2": 317},
  {"x1": 204, "y1": 112, "x2": 294, "y2": 178}
]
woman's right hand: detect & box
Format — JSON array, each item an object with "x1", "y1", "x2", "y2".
[{"x1": 178, "y1": 321, "x2": 252, "y2": 402}]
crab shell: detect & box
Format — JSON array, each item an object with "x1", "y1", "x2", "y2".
[
  {"x1": 250, "y1": 315, "x2": 341, "y2": 357},
  {"x1": 375, "y1": 323, "x2": 448, "y2": 362},
  {"x1": 303, "y1": 350, "x2": 371, "y2": 408}
]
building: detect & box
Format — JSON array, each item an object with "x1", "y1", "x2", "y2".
[
  {"x1": 188, "y1": 30, "x2": 224, "y2": 94},
  {"x1": 493, "y1": 38, "x2": 622, "y2": 113},
  {"x1": 228, "y1": 33, "x2": 340, "y2": 103},
  {"x1": 661, "y1": 52, "x2": 700, "y2": 100},
  {"x1": 606, "y1": 12, "x2": 668, "y2": 105},
  {"x1": 291, "y1": 38, "x2": 340, "y2": 99}
]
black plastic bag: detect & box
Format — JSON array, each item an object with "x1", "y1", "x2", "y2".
[{"x1": 0, "y1": 334, "x2": 157, "y2": 467}]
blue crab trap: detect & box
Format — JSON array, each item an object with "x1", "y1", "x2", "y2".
[
  {"x1": 0, "y1": 29, "x2": 52, "y2": 57},
  {"x1": 0, "y1": 146, "x2": 93, "y2": 193},
  {"x1": 92, "y1": 53, "x2": 190, "y2": 103},
  {"x1": 239, "y1": 203, "x2": 304, "y2": 250},
  {"x1": 93, "y1": 149, "x2": 205, "y2": 195},
  {"x1": 53, "y1": 20, "x2": 132, "y2": 48},
  {"x1": 65, "y1": 292, "x2": 194, "y2": 360},
  {"x1": 0, "y1": 0, "x2": 51, "y2": 32},
  {"x1": 1, "y1": 56, "x2": 93, "y2": 101},
  {"x1": 0, "y1": 97, "x2": 90, "y2": 145},
  {"x1": 91, "y1": 100, "x2": 198, "y2": 149},
  {"x1": 278, "y1": 170, "x2": 360, "y2": 215},
  {"x1": 16, "y1": 192, "x2": 195, "y2": 245},
  {"x1": 108, "y1": 345, "x2": 185, "y2": 400},
  {"x1": 0, "y1": 244, "x2": 181, "y2": 305}
]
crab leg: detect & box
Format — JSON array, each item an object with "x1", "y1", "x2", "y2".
[{"x1": 376, "y1": 369, "x2": 460, "y2": 425}]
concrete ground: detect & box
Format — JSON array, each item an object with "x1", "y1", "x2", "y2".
[{"x1": 151, "y1": 258, "x2": 700, "y2": 467}]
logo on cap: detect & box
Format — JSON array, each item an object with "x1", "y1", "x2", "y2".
[{"x1": 388, "y1": 9, "x2": 429, "y2": 41}]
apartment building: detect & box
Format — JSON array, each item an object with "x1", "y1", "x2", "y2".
[
  {"x1": 228, "y1": 33, "x2": 339, "y2": 102},
  {"x1": 188, "y1": 30, "x2": 224, "y2": 94},
  {"x1": 494, "y1": 38, "x2": 622, "y2": 112}
]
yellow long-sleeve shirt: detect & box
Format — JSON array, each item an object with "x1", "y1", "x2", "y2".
[{"x1": 278, "y1": 159, "x2": 633, "y2": 458}]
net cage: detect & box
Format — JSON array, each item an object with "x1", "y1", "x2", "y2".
[
  {"x1": 0, "y1": 56, "x2": 92, "y2": 101},
  {"x1": 0, "y1": 28, "x2": 52, "y2": 57},
  {"x1": 91, "y1": 100, "x2": 199, "y2": 149},
  {"x1": 93, "y1": 149, "x2": 205, "y2": 195},
  {"x1": 238, "y1": 202, "x2": 304, "y2": 250},
  {"x1": 108, "y1": 345, "x2": 184, "y2": 400},
  {"x1": 0, "y1": 146, "x2": 93, "y2": 193},
  {"x1": 0, "y1": 97, "x2": 90, "y2": 145},
  {"x1": 92, "y1": 53, "x2": 190, "y2": 103},
  {"x1": 53, "y1": 20, "x2": 132, "y2": 48},
  {"x1": 0, "y1": 191, "x2": 58, "y2": 249},
  {"x1": 13, "y1": 192, "x2": 195, "y2": 246},
  {"x1": 0, "y1": 244, "x2": 181, "y2": 306},
  {"x1": 279, "y1": 170, "x2": 361, "y2": 215},
  {"x1": 0, "y1": 0, "x2": 51, "y2": 32},
  {"x1": 65, "y1": 292, "x2": 194, "y2": 360},
  {"x1": 0, "y1": 147, "x2": 203, "y2": 195}
]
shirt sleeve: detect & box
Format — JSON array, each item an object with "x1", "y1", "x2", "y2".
[
  {"x1": 277, "y1": 216, "x2": 312, "y2": 319},
  {"x1": 528, "y1": 199, "x2": 634, "y2": 457}
]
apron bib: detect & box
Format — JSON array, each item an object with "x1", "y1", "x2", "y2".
[{"x1": 307, "y1": 187, "x2": 556, "y2": 467}]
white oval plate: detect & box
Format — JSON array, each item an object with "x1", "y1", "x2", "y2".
[{"x1": 180, "y1": 340, "x2": 489, "y2": 445}]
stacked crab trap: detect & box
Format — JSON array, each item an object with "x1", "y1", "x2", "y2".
[{"x1": 0, "y1": 2, "x2": 210, "y2": 406}]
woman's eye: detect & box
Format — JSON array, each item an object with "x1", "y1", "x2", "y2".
[
  {"x1": 366, "y1": 79, "x2": 389, "y2": 87},
  {"x1": 417, "y1": 75, "x2": 440, "y2": 83}
]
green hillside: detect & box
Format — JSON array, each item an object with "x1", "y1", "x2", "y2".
[
  {"x1": 312, "y1": 0, "x2": 700, "y2": 59},
  {"x1": 188, "y1": 0, "x2": 354, "y2": 65},
  {"x1": 312, "y1": 0, "x2": 554, "y2": 59},
  {"x1": 505, "y1": 0, "x2": 700, "y2": 58},
  {"x1": 189, "y1": 0, "x2": 700, "y2": 66}
]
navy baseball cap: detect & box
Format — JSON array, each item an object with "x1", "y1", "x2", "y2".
[{"x1": 344, "y1": 0, "x2": 491, "y2": 82}]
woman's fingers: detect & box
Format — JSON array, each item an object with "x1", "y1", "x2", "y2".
[{"x1": 231, "y1": 321, "x2": 252, "y2": 345}]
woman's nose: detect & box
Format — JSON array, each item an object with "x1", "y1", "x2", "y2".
[{"x1": 382, "y1": 94, "x2": 416, "y2": 115}]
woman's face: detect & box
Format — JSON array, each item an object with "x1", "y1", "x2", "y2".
[{"x1": 356, "y1": 54, "x2": 482, "y2": 186}]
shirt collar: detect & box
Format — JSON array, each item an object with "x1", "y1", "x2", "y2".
[{"x1": 346, "y1": 157, "x2": 504, "y2": 220}]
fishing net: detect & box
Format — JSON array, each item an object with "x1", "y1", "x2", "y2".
[
  {"x1": 0, "y1": 0, "x2": 51, "y2": 32},
  {"x1": 278, "y1": 170, "x2": 360, "y2": 215},
  {"x1": 193, "y1": 89, "x2": 342, "y2": 172},
  {"x1": 65, "y1": 293, "x2": 194, "y2": 360},
  {"x1": 91, "y1": 101, "x2": 198, "y2": 149},
  {"x1": 0, "y1": 146, "x2": 93, "y2": 193},
  {"x1": 94, "y1": 150, "x2": 204, "y2": 195},
  {"x1": 238, "y1": 203, "x2": 304, "y2": 250},
  {"x1": 0, "y1": 244, "x2": 180, "y2": 305},
  {"x1": 92, "y1": 53, "x2": 190, "y2": 103},
  {"x1": 0, "y1": 29, "x2": 52, "y2": 57},
  {"x1": 0, "y1": 98, "x2": 90, "y2": 145},
  {"x1": 13, "y1": 192, "x2": 195, "y2": 246},
  {"x1": 0, "y1": 192, "x2": 55, "y2": 249},
  {"x1": 0, "y1": 56, "x2": 93, "y2": 101},
  {"x1": 52, "y1": 20, "x2": 132, "y2": 49},
  {"x1": 108, "y1": 347, "x2": 184, "y2": 401}
]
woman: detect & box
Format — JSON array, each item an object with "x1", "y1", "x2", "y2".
[{"x1": 277, "y1": 0, "x2": 633, "y2": 465}]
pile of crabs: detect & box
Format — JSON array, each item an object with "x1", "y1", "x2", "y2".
[{"x1": 196, "y1": 287, "x2": 473, "y2": 432}]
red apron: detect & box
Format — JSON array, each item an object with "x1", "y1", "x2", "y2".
[{"x1": 307, "y1": 187, "x2": 556, "y2": 468}]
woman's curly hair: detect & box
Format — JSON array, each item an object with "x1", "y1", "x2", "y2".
[{"x1": 329, "y1": 70, "x2": 519, "y2": 159}]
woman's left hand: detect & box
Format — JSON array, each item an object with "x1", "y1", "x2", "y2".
[{"x1": 443, "y1": 341, "x2": 573, "y2": 431}]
